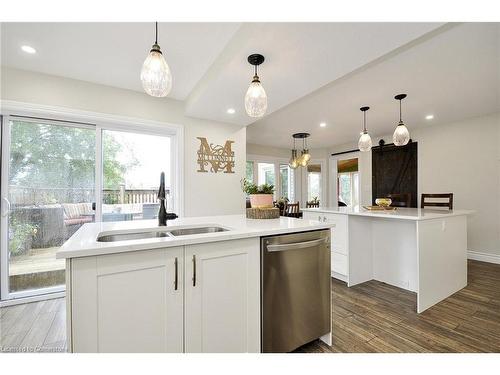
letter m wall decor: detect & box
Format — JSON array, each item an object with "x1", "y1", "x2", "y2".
[{"x1": 196, "y1": 137, "x2": 235, "y2": 173}]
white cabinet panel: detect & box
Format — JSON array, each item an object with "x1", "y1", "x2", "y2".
[
  {"x1": 184, "y1": 238, "x2": 260, "y2": 353},
  {"x1": 71, "y1": 247, "x2": 183, "y2": 353},
  {"x1": 332, "y1": 252, "x2": 348, "y2": 276}
]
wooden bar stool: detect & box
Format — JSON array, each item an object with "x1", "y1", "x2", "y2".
[
  {"x1": 421, "y1": 193, "x2": 454, "y2": 210},
  {"x1": 284, "y1": 202, "x2": 301, "y2": 218}
]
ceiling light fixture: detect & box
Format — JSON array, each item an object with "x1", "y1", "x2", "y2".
[
  {"x1": 245, "y1": 54, "x2": 267, "y2": 118},
  {"x1": 320, "y1": 122, "x2": 327, "y2": 128},
  {"x1": 21, "y1": 45, "x2": 36, "y2": 54},
  {"x1": 227, "y1": 108, "x2": 236, "y2": 114},
  {"x1": 289, "y1": 133, "x2": 311, "y2": 169},
  {"x1": 393, "y1": 94, "x2": 410, "y2": 146},
  {"x1": 358, "y1": 106, "x2": 372, "y2": 152},
  {"x1": 141, "y1": 22, "x2": 172, "y2": 98},
  {"x1": 425, "y1": 114, "x2": 434, "y2": 120}
]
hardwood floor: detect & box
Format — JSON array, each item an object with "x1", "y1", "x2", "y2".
[
  {"x1": 1, "y1": 260, "x2": 499, "y2": 353},
  {"x1": 296, "y1": 260, "x2": 500, "y2": 353}
]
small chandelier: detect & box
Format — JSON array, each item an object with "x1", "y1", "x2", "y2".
[
  {"x1": 393, "y1": 94, "x2": 410, "y2": 146},
  {"x1": 289, "y1": 133, "x2": 311, "y2": 168},
  {"x1": 141, "y1": 22, "x2": 172, "y2": 97},
  {"x1": 245, "y1": 54, "x2": 267, "y2": 118},
  {"x1": 358, "y1": 106, "x2": 372, "y2": 152}
]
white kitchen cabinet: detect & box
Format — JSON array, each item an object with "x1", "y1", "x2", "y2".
[
  {"x1": 303, "y1": 211, "x2": 349, "y2": 282},
  {"x1": 69, "y1": 247, "x2": 184, "y2": 353},
  {"x1": 184, "y1": 238, "x2": 260, "y2": 353}
]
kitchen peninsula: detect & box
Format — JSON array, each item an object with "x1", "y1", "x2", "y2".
[
  {"x1": 57, "y1": 215, "x2": 334, "y2": 353},
  {"x1": 302, "y1": 207, "x2": 474, "y2": 313}
]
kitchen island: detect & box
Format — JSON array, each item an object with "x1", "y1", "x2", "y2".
[
  {"x1": 57, "y1": 215, "x2": 334, "y2": 353},
  {"x1": 302, "y1": 207, "x2": 474, "y2": 313}
]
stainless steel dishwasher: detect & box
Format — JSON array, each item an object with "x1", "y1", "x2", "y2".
[{"x1": 261, "y1": 229, "x2": 331, "y2": 353}]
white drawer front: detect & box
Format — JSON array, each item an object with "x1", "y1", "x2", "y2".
[{"x1": 332, "y1": 252, "x2": 348, "y2": 276}]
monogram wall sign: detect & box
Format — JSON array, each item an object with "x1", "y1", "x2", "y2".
[{"x1": 196, "y1": 137, "x2": 235, "y2": 173}]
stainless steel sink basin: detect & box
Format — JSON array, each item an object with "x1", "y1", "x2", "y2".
[
  {"x1": 96, "y1": 226, "x2": 229, "y2": 242},
  {"x1": 168, "y1": 226, "x2": 228, "y2": 236},
  {"x1": 97, "y1": 231, "x2": 171, "y2": 242}
]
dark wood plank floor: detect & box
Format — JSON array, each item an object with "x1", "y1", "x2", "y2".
[
  {"x1": 1, "y1": 260, "x2": 499, "y2": 353},
  {"x1": 296, "y1": 260, "x2": 500, "y2": 352}
]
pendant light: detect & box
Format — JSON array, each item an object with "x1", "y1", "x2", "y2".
[
  {"x1": 289, "y1": 136, "x2": 299, "y2": 169},
  {"x1": 245, "y1": 54, "x2": 268, "y2": 118},
  {"x1": 358, "y1": 106, "x2": 372, "y2": 152},
  {"x1": 141, "y1": 22, "x2": 172, "y2": 97},
  {"x1": 289, "y1": 133, "x2": 311, "y2": 168},
  {"x1": 393, "y1": 94, "x2": 410, "y2": 146}
]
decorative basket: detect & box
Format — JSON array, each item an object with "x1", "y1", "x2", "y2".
[{"x1": 246, "y1": 207, "x2": 280, "y2": 219}]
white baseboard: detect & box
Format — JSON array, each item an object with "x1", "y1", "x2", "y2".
[{"x1": 468, "y1": 250, "x2": 500, "y2": 265}]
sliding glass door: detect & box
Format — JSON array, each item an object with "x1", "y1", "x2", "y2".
[
  {"x1": 1, "y1": 118, "x2": 95, "y2": 299},
  {"x1": 1, "y1": 116, "x2": 177, "y2": 301},
  {"x1": 101, "y1": 130, "x2": 172, "y2": 222}
]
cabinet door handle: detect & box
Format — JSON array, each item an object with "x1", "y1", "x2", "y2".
[
  {"x1": 174, "y1": 257, "x2": 178, "y2": 290},
  {"x1": 192, "y1": 255, "x2": 196, "y2": 287}
]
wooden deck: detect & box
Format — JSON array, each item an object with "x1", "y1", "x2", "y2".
[{"x1": 1, "y1": 260, "x2": 499, "y2": 353}]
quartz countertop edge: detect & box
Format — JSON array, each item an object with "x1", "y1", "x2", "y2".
[
  {"x1": 301, "y1": 207, "x2": 475, "y2": 221},
  {"x1": 56, "y1": 215, "x2": 335, "y2": 259}
]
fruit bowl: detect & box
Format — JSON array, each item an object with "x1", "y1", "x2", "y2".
[{"x1": 375, "y1": 198, "x2": 392, "y2": 207}]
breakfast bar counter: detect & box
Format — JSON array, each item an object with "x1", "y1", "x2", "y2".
[{"x1": 302, "y1": 207, "x2": 474, "y2": 313}]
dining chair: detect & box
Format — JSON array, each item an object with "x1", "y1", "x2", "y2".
[
  {"x1": 284, "y1": 202, "x2": 301, "y2": 218},
  {"x1": 306, "y1": 201, "x2": 320, "y2": 208},
  {"x1": 387, "y1": 193, "x2": 411, "y2": 208},
  {"x1": 421, "y1": 193, "x2": 454, "y2": 210}
]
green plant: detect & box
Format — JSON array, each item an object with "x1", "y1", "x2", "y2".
[
  {"x1": 241, "y1": 178, "x2": 275, "y2": 195},
  {"x1": 9, "y1": 219, "x2": 39, "y2": 256}
]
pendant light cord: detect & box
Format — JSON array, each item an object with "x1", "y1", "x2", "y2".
[
  {"x1": 155, "y1": 22, "x2": 158, "y2": 44},
  {"x1": 399, "y1": 99, "x2": 402, "y2": 122},
  {"x1": 363, "y1": 111, "x2": 367, "y2": 132},
  {"x1": 254, "y1": 64, "x2": 258, "y2": 77}
]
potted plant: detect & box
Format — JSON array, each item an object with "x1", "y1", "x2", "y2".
[{"x1": 241, "y1": 178, "x2": 275, "y2": 208}]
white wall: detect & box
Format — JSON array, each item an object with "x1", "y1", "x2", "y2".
[
  {"x1": 330, "y1": 113, "x2": 500, "y2": 257},
  {"x1": 1, "y1": 67, "x2": 246, "y2": 217}
]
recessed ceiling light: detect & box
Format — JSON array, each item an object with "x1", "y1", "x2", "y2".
[
  {"x1": 227, "y1": 108, "x2": 236, "y2": 114},
  {"x1": 21, "y1": 45, "x2": 37, "y2": 54},
  {"x1": 320, "y1": 122, "x2": 327, "y2": 128},
  {"x1": 425, "y1": 114, "x2": 434, "y2": 120}
]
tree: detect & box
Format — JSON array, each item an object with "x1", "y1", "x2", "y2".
[{"x1": 9, "y1": 121, "x2": 137, "y2": 196}]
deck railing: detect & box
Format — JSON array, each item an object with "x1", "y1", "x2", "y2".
[{"x1": 9, "y1": 186, "x2": 169, "y2": 206}]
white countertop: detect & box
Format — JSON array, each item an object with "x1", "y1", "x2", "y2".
[
  {"x1": 57, "y1": 215, "x2": 334, "y2": 259},
  {"x1": 302, "y1": 206, "x2": 474, "y2": 221}
]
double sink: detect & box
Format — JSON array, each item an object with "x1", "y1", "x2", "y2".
[{"x1": 97, "y1": 226, "x2": 228, "y2": 242}]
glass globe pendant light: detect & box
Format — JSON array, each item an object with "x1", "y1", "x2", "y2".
[
  {"x1": 289, "y1": 136, "x2": 299, "y2": 169},
  {"x1": 141, "y1": 22, "x2": 172, "y2": 97},
  {"x1": 245, "y1": 54, "x2": 268, "y2": 118},
  {"x1": 358, "y1": 106, "x2": 372, "y2": 152},
  {"x1": 393, "y1": 94, "x2": 410, "y2": 146}
]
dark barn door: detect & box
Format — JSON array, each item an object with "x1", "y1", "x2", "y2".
[{"x1": 372, "y1": 142, "x2": 418, "y2": 207}]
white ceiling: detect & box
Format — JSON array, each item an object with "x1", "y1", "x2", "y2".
[
  {"x1": 185, "y1": 22, "x2": 444, "y2": 125},
  {"x1": 0, "y1": 22, "x2": 241, "y2": 100},
  {"x1": 1, "y1": 22, "x2": 499, "y2": 150},
  {"x1": 247, "y1": 23, "x2": 500, "y2": 148}
]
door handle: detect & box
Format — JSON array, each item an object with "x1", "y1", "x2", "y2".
[
  {"x1": 267, "y1": 238, "x2": 327, "y2": 252},
  {"x1": 1, "y1": 197, "x2": 11, "y2": 217},
  {"x1": 192, "y1": 255, "x2": 196, "y2": 287},
  {"x1": 174, "y1": 257, "x2": 178, "y2": 290}
]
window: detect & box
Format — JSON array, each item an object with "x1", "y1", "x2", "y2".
[
  {"x1": 246, "y1": 161, "x2": 254, "y2": 182},
  {"x1": 257, "y1": 162, "x2": 275, "y2": 186},
  {"x1": 279, "y1": 164, "x2": 294, "y2": 201},
  {"x1": 337, "y1": 158, "x2": 359, "y2": 207},
  {"x1": 307, "y1": 164, "x2": 322, "y2": 203},
  {"x1": 102, "y1": 130, "x2": 172, "y2": 222}
]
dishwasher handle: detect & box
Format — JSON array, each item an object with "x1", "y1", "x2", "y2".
[{"x1": 266, "y1": 237, "x2": 327, "y2": 252}]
